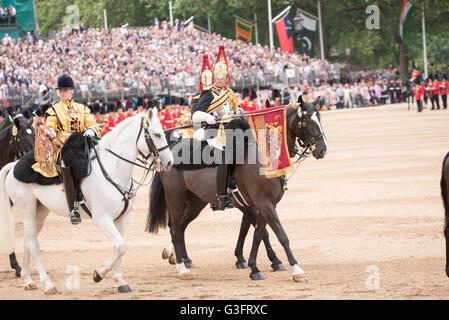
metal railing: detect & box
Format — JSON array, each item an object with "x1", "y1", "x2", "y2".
[{"x1": 0, "y1": 64, "x2": 341, "y2": 108}]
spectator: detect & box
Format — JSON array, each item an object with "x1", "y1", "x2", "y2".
[
  {"x1": 25, "y1": 32, "x2": 35, "y2": 43},
  {"x1": 2, "y1": 33, "x2": 12, "y2": 46},
  {"x1": 9, "y1": 5, "x2": 16, "y2": 25}
]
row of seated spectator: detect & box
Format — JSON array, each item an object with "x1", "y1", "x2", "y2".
[{"x1": 0, "y1": 4, "x2": 16, "y2": 26}]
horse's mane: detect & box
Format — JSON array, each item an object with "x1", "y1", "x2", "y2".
[{"x1": 99, "y1": 115, "x2": 141, "y2": 149}]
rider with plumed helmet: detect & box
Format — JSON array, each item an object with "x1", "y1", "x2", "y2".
[
  {"x1": 192, "y1": 46, "x2": 239, "y2": 211},
  {"x1": 32, "y1": 74, "x2": 99, "y2": 224}
]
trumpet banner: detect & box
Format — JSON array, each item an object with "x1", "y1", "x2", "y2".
[{"x1": 247, "y1": 106, "x2": 293, "y2": 178}]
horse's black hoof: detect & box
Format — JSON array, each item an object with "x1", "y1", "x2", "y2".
[
  {"x1": 118, "y1": 285, "x2": 132, "y2": 293},
  {"x1": 184, "y1": 259, "x2": 193, "y2": 269},
  {"x1": 236, "y1": 261, "x2": 248, "y2": 269},
  {"x1": 446, "y1": 267, "x2": 449, "y2": 278},
  {"x1": 250, "y1": 272, "x2": 265, "y2": 280},
  {"x1": 272, "y1": 263, "x2": 286, "y2": 272},
  {"x1": 14, "y1": 267, "x2": 21, "y2": 278},
  {"x1": 93, "y1": 270, "x2": 103, "y2": 283}
]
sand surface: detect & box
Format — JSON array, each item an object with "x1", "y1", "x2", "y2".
[{"x1": 1, "y1": 102, "x2": 449, "y2": 300}]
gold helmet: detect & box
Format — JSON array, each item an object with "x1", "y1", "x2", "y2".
[
  {"x1": 201, "y1": 69, "x2": 213, "y2": 88},
  {"x1": 213, "y1": 45, "x2": 231, "y2": 86},
  {"x1": 199, "y1": 54, "x2": 213, "y2": 92},
  {"x1": 213, "y1": 61, "x2": 228, "y2": 83}
]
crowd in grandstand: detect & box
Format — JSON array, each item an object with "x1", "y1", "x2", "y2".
[
  {"x1": 0, "y1": 3, "x2": 16, "y2": 26},
  {"x1": 1, "y1": 16, "x2": 445, "y2": 133}
]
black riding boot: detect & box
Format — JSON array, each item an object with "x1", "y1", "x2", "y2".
[
  {"x1": 212, "y1": 163, "x2": 234, "y2": 211},
  {"x1": 61, "y1": 166, "x2": 81, "y2": 224}
]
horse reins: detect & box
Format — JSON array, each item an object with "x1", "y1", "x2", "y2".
[{"x1": 79, "y1": 117, "x2": 168, "y2": 222}]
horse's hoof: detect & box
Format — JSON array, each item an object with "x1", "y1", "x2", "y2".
[
  {"x1": 179, "y1": 273, "x2": 193, "y2": 280},
  {"x1": 118, "y1": 285, "x2": 132, "y2": 293},
  {"x1": 272, "y1": 263, "x2": 286, "y2": 272},
  {"x1": 236, "y1": 261, "x2": 248, "y2": 269},
  {"x1": 293, "y1": 274, "x2": 307, "y2": 282},
  {"x1": 24, "y1": 283, "x2": 38, "y2": 290},
  {"x1": 45, "y1": 287, "x2": 58, "y2": 295},
  {"x1": 93, "y1": 270, "x2": 103, "y2": 283},
  {"x1": 184, "y1": 259, "x2": 193, "y2": 269},
  {"x1": 162, "y1": 248, "x2": 170, "y2": 260},
  {"x1": 168, "y1": 253, "x2": 176, "y2": 265},
  {"x1": 250, "y1": 272, "x2": 265, "y2": 281},
  {"x1": 15, "y1": 268, "x2": 22, "y2": 278}
]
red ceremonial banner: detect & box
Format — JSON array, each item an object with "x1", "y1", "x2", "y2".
[{"x1": 247, "y1": 106, "x2": 293, "y2": 178}]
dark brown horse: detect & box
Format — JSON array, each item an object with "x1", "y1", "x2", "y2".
[
  {"x1": 147, "y1": 96, "x2": 328, "y2": 281},
  {"x1": 0, "y1": 107, "x2": 35, "y2": 277},
  {"x1": 441, "y1": 152, "x2": 449, "y2": 277}
]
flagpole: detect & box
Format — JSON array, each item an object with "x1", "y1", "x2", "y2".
[
  {"x1": 254, "y1": 12, "x2": 259, "y2": 45},
  {"x1": 169, "y1": 1, "x2": 173, "y2": 26},
  {"x1": 268, "y1": 0, "x2": 274, "y2": 50},
  {"x1": 318, "y1": 1, "x2": 325, "y2": 62},
  {"x1": 421, "y1": 1, "x2": 428, "y2": 79}
]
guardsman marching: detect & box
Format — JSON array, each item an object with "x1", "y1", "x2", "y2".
[
  {"x1": 192, "y1": 45, "x2": 239, "y2": 211},
  {"x1": 441, "y1": 74, "x2": 448, "y2": 110},
  {"x1": 32, "y1": 75, "x2": 99, "y2": 224}
]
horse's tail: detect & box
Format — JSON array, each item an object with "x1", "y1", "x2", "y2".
[
  {"x1": 146, "y1": 172, "x2": 168, "y2": 234},
  {"x1": 442, "y1": 153, "x2": 449, "y2": 231},
  {"x1": 0, "y1": 162, "x2": 16, "y2": 254}
]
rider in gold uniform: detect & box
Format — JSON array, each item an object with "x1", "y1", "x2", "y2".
[{"x1": 32, "y1": 75, "x2": 99, "y2": 224}]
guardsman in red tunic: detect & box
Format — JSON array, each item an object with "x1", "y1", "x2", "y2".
[
  {"x1": 240, "y1": 88, "x2": 251, "y2": 111},
  {"x1": 249, "y1": 90, "x2": 259, "y2": 111},
  {"x1": 414, "y1": 77, "x2": 424, "y2": 112},
  {"x1": 433, "y1": 75, "x2": 441, "y2": 110},
  {"x1": 115, "y1": 102, "x2": 126, "y2": 125},
  {"x1": 427, "y1": 75, "x2": 435, "y2": 110},
  {"x1": 411, "y1": 62, "x2": 420, "y2": 82},
  {"x1": 441, "y1": 74, "x2": 448, "y2": 110},
  {"x1": 164, "y1": 106, "x2": 176, "y2": 130},
  {"x1": 102, "y1": 102, "x2": 117, "y2": 135}
]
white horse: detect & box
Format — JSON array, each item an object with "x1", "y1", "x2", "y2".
[{"x1": 0, "y1": 108, "x2": 173, "y2": 294}]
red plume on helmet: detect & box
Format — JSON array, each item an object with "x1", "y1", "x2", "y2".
[
  {"x1": 215, "y1": 45, "x2": 231, "y2": 85},
  {"x1": 199, "y1": 54, "x2": 212, "y2": 93}
]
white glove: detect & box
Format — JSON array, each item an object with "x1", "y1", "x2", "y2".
[
  {"x1": 193, "y1": 128, "x2": 205, "y2": 141},
  {"x1": 236, "y1": 107, "x2": 245, "y2": 115},
  {"x1": 84, "y1": 128, "x2": 96, "y2": 138},
  {"x1": 192, "y1": 111, "x2": 216, "y2": 125},
  {"x1": 48, "y1": 129, "x2": 57, "y2": 139}
]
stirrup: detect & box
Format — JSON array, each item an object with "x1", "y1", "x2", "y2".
[{"x1": 69, "y1": 204, "x2": 81, "y2": 225}]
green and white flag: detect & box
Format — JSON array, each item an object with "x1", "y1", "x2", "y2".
[
  {"x1": 400, "y1": 0, "x2": 415, "y2": 46},
  {"x1": 295, "y1": 12, "x2": 316, "y2": 55}
]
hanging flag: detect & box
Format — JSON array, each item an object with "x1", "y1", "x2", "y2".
[
  {"x1": 295, "y1": 12, "x2": 317, "y2": 55},
  {"x1": 247, "y1": 106, "x2": 293, "y2": 178},
  {"x1": 275, "y1": 10, "x2": 293, "y2": 53},
  {"x1": 235, "y1": 18, "x2": 253, "y2": 43},
  {"x1": 400, "y1": 0, "x2": 415, "y2": 46}
]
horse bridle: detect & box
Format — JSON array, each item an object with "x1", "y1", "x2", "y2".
[
  {"x1": 84, "y1": 116, "x2": 170, "y2": 222},
  {"x1": 9, "y1": 114, "x2": 33, "y2": 161},
  {"x1": 291, "y1": 111, "x2": 325, "y2": 163}
]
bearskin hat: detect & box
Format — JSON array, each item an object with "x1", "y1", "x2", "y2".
[
  {"x1": 272, "y1": 89, "x2": 281, "y2": 99},
  {"x1": 250, "y1": 90, "x2": 257, "y2": 100},
  {"x1": 241, "y1": 88, "x2": 250, "y2": 99}
]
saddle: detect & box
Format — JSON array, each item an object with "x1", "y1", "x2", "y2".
[
  {"x1": 13, "y1": 132, "x2": 95, "y2": 185},
  {"x1": 172, "y1": 118, "x2": 253, "y2": 170}
]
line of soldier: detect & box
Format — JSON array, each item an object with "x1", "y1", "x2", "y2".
[{"x1": 411, "y1": 62, "x2": 448, "y2": 112}]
